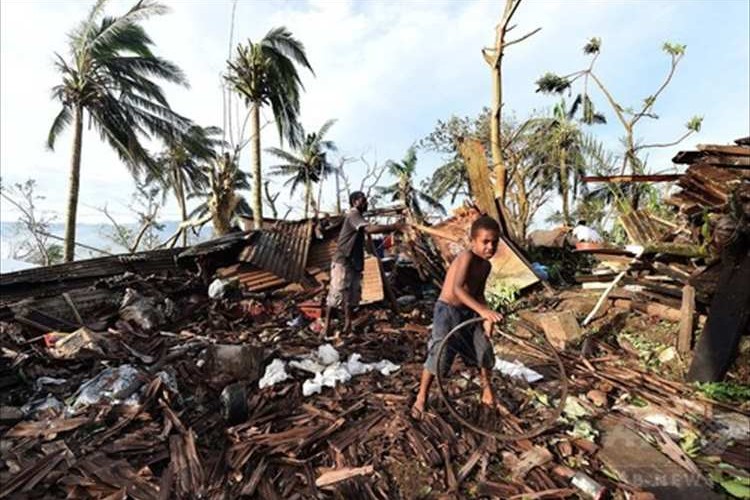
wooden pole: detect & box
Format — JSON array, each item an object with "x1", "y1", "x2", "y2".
[
  {"x1": 366, "y1": 234, "x2": 399, "y2": 314},
  {"x1": 678, "y1": 285, "x2": 696, "y2": 354}
]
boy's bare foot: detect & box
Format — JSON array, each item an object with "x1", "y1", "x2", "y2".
[
  {"x1": 411, "y1": 398, "x2": 427, "y2": 421},
  {"x1": 480, "y1": 391, "x2": 495, "y2": 408}
]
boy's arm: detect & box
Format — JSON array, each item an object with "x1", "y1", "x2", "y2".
[{"x1": 452, "y1": 253, "x2": 503, "y2": 323}]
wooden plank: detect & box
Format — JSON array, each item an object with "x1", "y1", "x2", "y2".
[
  {"x1": 457, "y1": 137, "x2": 500, "y2": 221},
  {"x1": 696, "y1": 144, "x2": 750, "y2": 157},
  {"x1": 582, "y1": 174, "x2": 682, "y2": 183},
  {"x1": 678, "y1": 285, "x2": 696, "y2": 354}
]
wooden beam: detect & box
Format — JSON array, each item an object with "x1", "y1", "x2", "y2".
[
  {"x1": 678, "y1": 285, "x2": 696, "y2": 354},
  {"x1": 582, "y1": 174, "x2": 682, "y2": 183},
  {"x1": 456, "y1": 138, "x2": 500, "y2": 221},
  {"x1": 697, "y1": 144, "x2": 750, "y2": 157}
]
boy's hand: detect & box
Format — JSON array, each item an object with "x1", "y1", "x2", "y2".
[{"x1": 479, "y1": 308, "x2": 504, "y2": 326}]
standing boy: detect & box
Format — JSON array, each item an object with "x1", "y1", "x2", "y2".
[
  {"x1": 412, "y1": 215, "x2": 504, "y2": 419},
  {"x1": 323, "y1": 191, "x2": 403, "y2": 340}
]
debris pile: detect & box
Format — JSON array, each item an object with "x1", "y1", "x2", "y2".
[{"x1": 0, "y1": 138, "x2": 748, "y2": 498}]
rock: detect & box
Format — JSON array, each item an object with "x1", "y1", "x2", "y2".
[
  {"x1": 598, "y1": 421, "x2": 721, "y2": 500},
  {"x1": 537, "y1": 311, "x2": 583, "y2": 350},
  {"x1": 209, "y1": 344, "x2": 265, "y2": 382},
  {"x1": 586, "y1": 389, "x2": 608, "y2": 407}
]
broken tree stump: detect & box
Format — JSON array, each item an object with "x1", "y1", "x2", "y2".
[{"x1": 677, "y1": 285, "x2": 696, "y2": 354}]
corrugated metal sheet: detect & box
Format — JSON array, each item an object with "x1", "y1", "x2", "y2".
[
  {"x1": 0, "y1": 248, "x2": 185, "y2": 303},
  {"x1": 239, "y1": 220, "x2": 313, "y2": 283},
  {"x1": 431, "y1": 207, "x2": 539, "y2": 290}
]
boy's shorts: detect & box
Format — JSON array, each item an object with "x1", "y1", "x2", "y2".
[
  {"x1": 326, "y1": 261, "x2": 362, "y2": 309},
  {"x1": 424, "y1": 300, "x2": 495, "y2": 377}
]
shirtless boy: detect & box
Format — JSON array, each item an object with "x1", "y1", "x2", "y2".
[{"x1": 412, "y1": 215, "x2": 504, "y2": 419}]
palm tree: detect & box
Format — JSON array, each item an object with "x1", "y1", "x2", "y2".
[
  {"x1": 377, "y1": 147, "x2": 445, "y2": 223},
  {"x1": 267, "y1": 120, "x2": 337, "y2": 219},
  {"x1": 226, "y1": 27, "x2": 313, "y2": 229},
  {"x1": 152, "y1": 125, "x2": 223, "y2": 245},
  {"x1": 531, "y1": 98, "x2": 600, "y2": 226},
  {"x1": 188, "y1": 152, "x2": 251, "y2": 236},
  {"x1": 47, "y1": 0, "x2": 189, "y2": 262}
]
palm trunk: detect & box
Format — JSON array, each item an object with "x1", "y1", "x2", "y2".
[
  {"x1": 304, "y1": 173, "x2": 311, "y2": 219},
  {"x1": 63, "y1": 104, "x2": 84, "y2": 262},
  {"x1": 173, "y1": 168, "x2": 188, "y2": 246},
  {"x1": 316, "y1": 174, "x2": 324, "y2": 217},
  {"x1": 250, "y1": 102, "x2": 262, "y2": 229},
  {"x1": 560, "y1": 151, "x2": 571, "y2": 226}
]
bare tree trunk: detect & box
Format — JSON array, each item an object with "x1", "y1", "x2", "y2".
[
  {"x1": 173, "y1": 168, "x2": 189, "y2": 246},
  {"x1": 316, "y1": 173, "x2": 324, "y2": 217},
  {"x1": 560, "y1": 151, "x2": 571, "y2": 226},
  {"x1": 304, "y1": 172, "x2": 311, "y2": 219},
  {"x1": 490, "y1": 59, "x2": 506, "y2": 202},
  {"x1": 63, "y1": 104, "x2": 84, "y2": 262},
  {"x1": 250, "y1": 101, "x2": 262, "y2": 229},
  {"x1": 335, "y1": 164, "x2": 342, "y2": 215}
]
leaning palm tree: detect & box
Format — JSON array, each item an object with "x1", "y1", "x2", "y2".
[
  {"x1": 226, "y1": 27, "x2": 314, "y2": 229},
  {"x1": 377, "y1": 147, "x2": 446, "y2": 223},
  {"x1": 47, "y1": 0, "x2": 189, "y2": 262},
  {"x1": 267, "y1": 120, "x2": 337, "y2": 219},
  {"x1": 188, "y1": 152, "x2": 252, "y2": 237},
  {"x1": 152, "y1": 125, "x2": 223, "y2": 245}
]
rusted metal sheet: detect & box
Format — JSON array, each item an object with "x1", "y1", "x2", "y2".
[
  {"x1": 431, "y1": 207, "x2": 539, "y2": 290},
  {"x1": 239, "y1": 220, "x2": 313, "y2": 283},
  {"x1": 0, "y1": 249, "x2": 185, "y2": 303}
]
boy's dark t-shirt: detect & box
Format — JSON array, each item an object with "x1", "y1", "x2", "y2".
[{"x1": 333, "y1": 208, "x2": 368, "y2": 271}]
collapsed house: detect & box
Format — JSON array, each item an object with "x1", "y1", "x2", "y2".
[{"x1": 0, "y1": 139, "x2": 748, "y2": 499}]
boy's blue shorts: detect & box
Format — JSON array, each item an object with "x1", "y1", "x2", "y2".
[{"x1": 424, "y1": 300, "x2": 494, "y2": 377}]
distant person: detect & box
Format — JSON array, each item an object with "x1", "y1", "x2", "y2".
[
  {"x1": 322, "y1": 191, "x2": 404, "y2": 340},
  {"x1": 571, "y1": 220, "x2": 602, "y2": 244},
  {"x1": 411, "y1": 216, "x2": 504, "y2": 420}
]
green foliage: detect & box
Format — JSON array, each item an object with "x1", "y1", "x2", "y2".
[
  {"x1": 226, "y1": 27, "x2": 313, "y2": 148},
  {"x1": 375, "y1": 147, "x2": 445, "y2": 222},
  {"x1": 694, "y1": 382, "x2": 750, "y2": 403},
  {"x1": 49, "y1": 0, "x2": 190, "y2": 173},
  {"x1": 583, "y1": 37, "x2": 601, "y2": 54},
  {"x1": 710, "y1": 469, "x2": 750, "y2": 499},
  {"x1": 535, "y1": 72, "x2": 571, "y2": 94},
  {"x1": 686, "y1": 115, "x2": 703, "y2": 132},
  {"x1": 663, "y1": 41, "x2": 687, "y2": 57},
  {"x1": 267, "y1": 120, "x2": 337, "y2": 216},
  {"x1": 484, "y1": 278, "x2": 519, "y2": 311}
]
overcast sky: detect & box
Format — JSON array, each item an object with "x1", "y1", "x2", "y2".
[{"x1": 1, "y1": 0, "x2": 748, "y2": 225}]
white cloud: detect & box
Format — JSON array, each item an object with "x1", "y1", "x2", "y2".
[{"x1": 1, "y1": 0, "x2": 748, "y2": 226}]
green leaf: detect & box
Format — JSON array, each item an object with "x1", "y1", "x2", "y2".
[
  {"x1": 583, "y1": 37, "x2": 601, "y2": 54},
  {"x1": 686, "y1": 116, "x2": 703, "y2": 132},
  {"x1": 535, "y1": 72, "x2": 571, "y2": 94}
]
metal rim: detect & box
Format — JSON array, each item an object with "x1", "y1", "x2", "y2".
[{"x1": 435, "y1": 316, "x2": 568, "y2": 441}]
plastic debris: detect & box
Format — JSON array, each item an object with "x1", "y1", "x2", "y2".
[
  {"x1": 21, "y1": 395, "x2": 64, "y2": 418},
  {"x1": 208, "y1": 278, "x2": 239, "y2": 300},
  {"x1": 70, "y1": 364, "x2": 143, "y2": 411},
  {"x1": 261, "y1": 345, "x2": 400, "y2": 396},
  {"x1": 119, "y1": 289, "x2": 165, "y2": 331},
  {"x1": 259, "y1": 359, "x2": 289, "y2": 389},
  {"x1": 494, "y1": 357, "x2": 544, "y2": 383}
]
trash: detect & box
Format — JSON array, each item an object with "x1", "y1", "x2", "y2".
[
  {"x1": 70, "y1": 364, "x2": 143, "y2": 411},
  {"x1": 570, "y1": 471, "x2": 607, "y2": 499},
  {"x1": 531, "y1": 262, "x2": 550, "y2": 281},
  {"x1": 259, "y1": 359, "x2": 289, "y2": 389},
  {"x1": 373, "y1": 359, "x2": 400, "y2": 376},
  {"x1": 21, "y1": 395, "x2": 64, "y2": 419},
  {"x1": 34, "y1": 377, "x2": 67, "y2": 390},
  {"x1": 316, "y1": 343, "x2": 340, "y2": 365},
  {"x1": 119, "y1": 288, "x2": 165, "y2": 331},
  {"x1": 48, "y1": 327, "x2": 102, "y2": 359},
  {"x1": 221, "y1": 382, "x2": 248, "y2": 425},
  {"x1": 209, "y1": 344, "x2": 265, "y2": 382},
  {"x1": 286, "y1": 315, "x2": 306, "y2": 328},
  {"x1": 494, "y1": 357, "x2": 544, "y2": 383},
  {"x1": 396, "y1": 295, "x2": 417, "y2": 307},
  {"x1": 208, "y1": 278, "x2": 239, "y2": 300}
]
